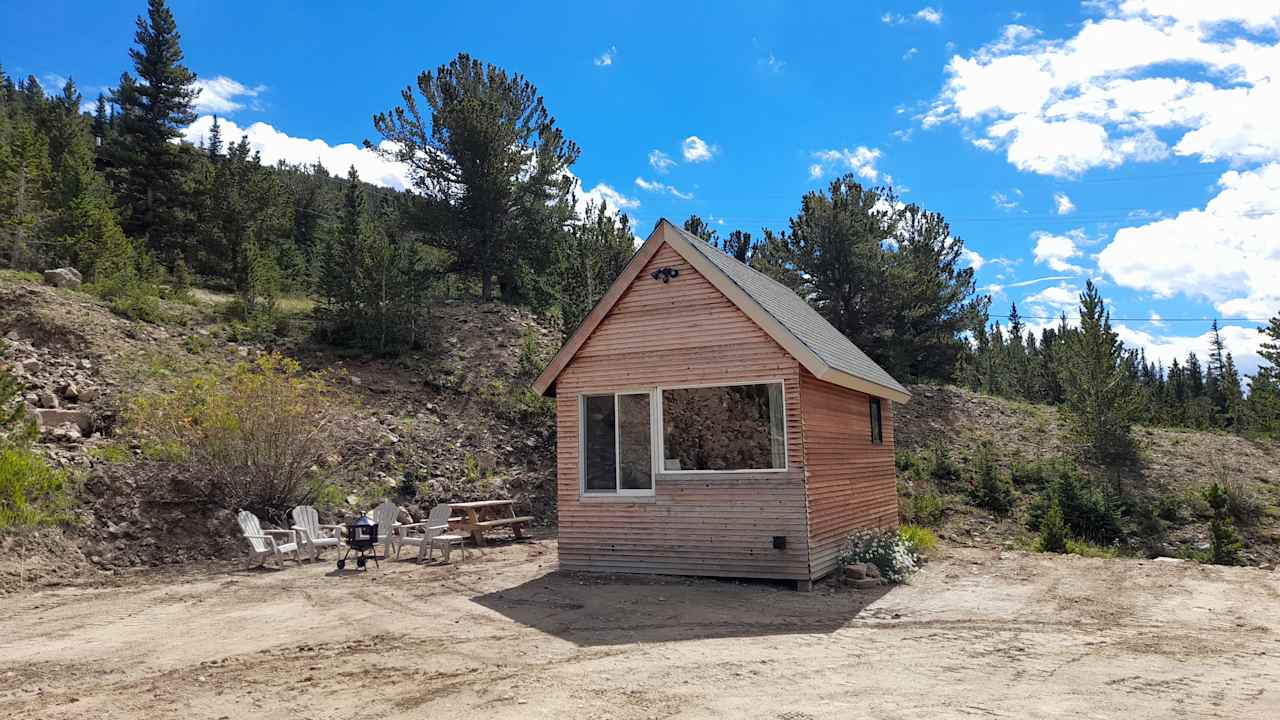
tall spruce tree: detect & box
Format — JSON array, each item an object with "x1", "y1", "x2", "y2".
[
  {"x1": 108, "y1": 0, "x2": 198, "y2": 258},
  {"x1": 367, "y1": 53, "x2": 578, "y2": 301},
  {"x1": 1058, "y1": 281, "x2": 1142, "y2": 462},
  {"x1": 1244, "y1": 313, "x2": 1280, "y2": 435}
]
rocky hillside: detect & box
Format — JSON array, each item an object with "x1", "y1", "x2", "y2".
[
  {"x1": 896, "y1": 384, "x2": 1280, "y2": 565},
  {"x1": 0, "y1": 271, "x2": 559, "y2": 592}
]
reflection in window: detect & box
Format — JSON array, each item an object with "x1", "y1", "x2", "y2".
[
  {"x1": 869, "y1": 398, "x2": 883, "y2": 445},
  {"x1": 581, "y1": 393, "x2": 653, "y2": 494},
  {"x1": 661, "y1": 383, "x2": 785, "y2": 471}
]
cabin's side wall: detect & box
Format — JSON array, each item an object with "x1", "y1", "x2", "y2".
[
  {"x1": 555, "y1": 242, "x2": 811, "y2": 580},
  {"x1": 800, "y1": 370, "x2": 897, "y2": 581}
]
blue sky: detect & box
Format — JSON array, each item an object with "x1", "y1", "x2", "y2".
[{"x1": 3, "y1": 1, "x2": 1278, "y2": 375}]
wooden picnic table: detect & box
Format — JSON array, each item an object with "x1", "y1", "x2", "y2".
[{"x1": 449, "y1": 499, "x2": 532, "y2": 546}]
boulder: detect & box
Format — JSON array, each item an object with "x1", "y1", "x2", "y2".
[
  {"x1": 37, "y1": 390, "x2": 60, "y2": 409},
  {"x1": 864, "y1": 563, "x2": 882, "y2": 579},
  {"x1": 43, "y1": 267, "x2": 83, "y2": 288},
  {"x1": 850, "y1": 577, "x2": 882, "y2": 590},
  {"x1": 34, "y1": 408, "x2": 91, "y2": 433},
  {"x1": 77, "y1": 386, "x2": 99, "y2": 403},
  {"x1": 844, "y1": 563, "x2": 867, "y2": 580}
]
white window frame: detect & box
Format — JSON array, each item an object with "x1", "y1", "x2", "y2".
[
  {"x1": 577, "y1": 379, "x2": 790, "y2": 497},
  {"x1": 656, "y1": 378, "x2": 789, "y2": 474},
  {"x1": 579, "y1": 391, "x2": 657, "y2": 496}
]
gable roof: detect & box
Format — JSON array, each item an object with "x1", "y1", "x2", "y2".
[{"x1": 533, "y1": 218, "x2": 911, "y2": 403}]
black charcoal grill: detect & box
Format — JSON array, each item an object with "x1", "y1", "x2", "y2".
[{"x1": 337, "y1": 514, "x2": 379, "y2": 570}]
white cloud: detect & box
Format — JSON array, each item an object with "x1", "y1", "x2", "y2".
[
  {"x1": 915, "y1": 7, "x2": 943, "y2": 24},
  {"x1": 1054, "y1": 192, "x2": 1076, "y2": 215},
  {"x1": 1097, "y1": 162, "x2": 1280, "y2": 319},
  {"x1": 960, "y1": 248, "x2": 985, "y2": 271},
  {"x1": 810, "y1": 146, "x2": 882, "y2": 181},
  {"x1": 1024, "y1": 283, "x2": 1082, "y2": 313},
  {"x1": 648, "y1": 149, "x2": 675, "y2": 173},
  {"x1": 1116, "y1": 323, "x2": 1266, "y2": 377},
  {"x1": 928, "y1": 5, "x2": 1280, "y2": 175},
  {"x1": 1032, "y1": 229, "x2": 1089, "y2": 274},
  {"x1": 883, "y1": 7, "x2": 944, "y2": 25},
  {"x1": 572, "y1": 177, "x2": 640, "y2": 218},
  {"x1": 182, "y1": 114, "x2": 412, "y2": 189},
  {"x1": 760, "y1": 53, "x2": 786, "y2": 73},
  {"x1": 682, "y1": 136, "x2": 716, "y2": 163},
  {"x1": 593, "y1": 46, "x2": 617, "y2": 67},
  {"x1": 903, "y1": 47, "x2": 919, "y2": 61},
  {"x1": 1148, "y1": 311, "x2": 1165, "y2": 328},
  {"x1": 993, "y1": 189, "x2": 1022, "y2": 211},
  {"x1": 193, "y1": 75, "x2": 266, "y2": 114},
  {"x1": 634, "y1": 177, "x2": 693, "y2": 200}
]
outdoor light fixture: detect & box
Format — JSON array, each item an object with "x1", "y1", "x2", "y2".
[{"x1": 650, "y1": 267, "x2": 679, "y2": 283}]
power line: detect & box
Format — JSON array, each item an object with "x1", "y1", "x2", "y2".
[{"x1": 1007, "y1": 316, "x2": 1270, "y2": 323}]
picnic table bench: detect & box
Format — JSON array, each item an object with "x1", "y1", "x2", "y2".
[{"x1": 449, "y1": 499, "x2": 532, "y2": 546}]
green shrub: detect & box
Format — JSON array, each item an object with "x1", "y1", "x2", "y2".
[
  {"x1": 899, "y1": 525, "x2": 938, "y2": 559},
  {"x1": 127, "y1": 353, "x2": 341, "y2": 520},
  {"x1": 1029, "y1": 466, "x2": 1121, "y2": 543},
  {"x1": 1203, "y1": 482, "x2": 1244, "y2": 565},
  {"x1": 1039, "y1": 498, "x2": 1069, "y2": 553},
  {"x1": 108, "y1": 286, "x2": 165, "y2": 323},
  {"x1": 1064, "y1": 538, "x2": 1118, "y2": 558},
  {"x1": 903, "y1": 488, "x2": 945, "y2": 527},
  {"x1": 1221, "y1": 481, "x2": 1264, "y2": 526},
  {"x1": 0, "y1": 446, "x2": 69, "y2": 527},
  {"x1": 88, "y1": 444, "x2": 131, "y2": 463},
  {"x1": 515, "y1": 326, "x2": 545, "y2": 378},
  {"x1": 841, "y1": 528, "x2": 917, "y2": 583},
  {"x1": 927, "y1": 441, "x2": 962, "y2": 488},
  {"x1": 967, "y1": 441, "x2": 1015, "y2": 516}
]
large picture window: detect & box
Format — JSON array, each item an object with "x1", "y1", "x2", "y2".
[
  {"x1": 660, "y1": 382, "x2": 786, "y2": 471},
  {"x1": 581, "y1": 393, "x2": 653, "y2": 494}
]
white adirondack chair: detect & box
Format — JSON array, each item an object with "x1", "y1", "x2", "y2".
[
  {"x1": 290, "y1": 505, "x2": 342, "y2": 560},
  {"x1": 394, "y1": 504, "x2": 452, "y2": 561},
  {"x1": 237, "y1": 510, "x2": 302, "y2": 568},
  {"x1": 368, "y1": 500, "x2": 401, "y2": 558}
]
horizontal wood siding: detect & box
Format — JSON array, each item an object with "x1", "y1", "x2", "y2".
[
  {"x1": 555, "y1": 243, "x2": 811, "y2": 580},
  {"x1": 800, "y1": 370, "x2": 897, "y2": 581}
]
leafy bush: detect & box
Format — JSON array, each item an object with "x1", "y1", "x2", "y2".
[
  {"x1": 967, "y1": 441, "x2": 1015, "y2": 516},
  {"x1": 1221, "y1": 480, "x2": 1264, "y2": 526},
  {"x1": 927, "y1": 441, "x2": 962, "y2": 488},
  {"x1": 1028, "y1": 465, "x2": 1121, "y2": 543},
  {"x1": 898, "y1": 524, "x2": 938, "y2": 559},
  {"x1": 1038, "y1": 499, "x2": 1069, "y2": 553},
  {"x1": 841, "y1": 528, "x2": 917, "y2": 583},
  {"x1": 127, "y1": 353, "x2": 342, "y2": 521},
  {"x1": 0, "y1": 446, "x2": 69, "y2": 527},
  {"x1": 902, "y1": 487, "x2": 945, "y2": 527},
  {"x1": 1064, "y1": 539, "x2": 1118, "y2": 558}
]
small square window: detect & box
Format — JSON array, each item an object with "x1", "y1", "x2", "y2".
[{"x1": 869, "y1": 398, "x2": 883, "y2": 445}]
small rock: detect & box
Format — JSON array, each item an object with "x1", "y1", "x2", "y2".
[
  {"x1": 79, "y1": 358, "x2": 93, "y2": 370},
  {"x1": 78, "y1": 387, "x2": 99, "y2": 403},
  {"x1": 350, "y1": 375, "x2": 362, "y2": 386},
  {"x1": 20, "y1": 358, "x2": 42, "y2": 374},
  {"x1": 60, "y1": 383, "x2": 80, "y2": 401},
  {"x1": 864, "y1": 564, "x2": 882, "y2": 579},
  {"x1": 850, "y1": 578, "x2": 882, "y2": 590},
  {"x1": 844, "y1": 563, "x2": 866, "y2": 580},
  {"x1": 37, "y1": 391, "x2": 59, "y2": 409}
]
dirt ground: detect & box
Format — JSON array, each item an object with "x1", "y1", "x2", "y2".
[{"x1": 3, "y1": 537, "x2": 1278, "y2": 720}]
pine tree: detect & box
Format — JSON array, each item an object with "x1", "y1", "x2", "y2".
[
  {"x1": 552, "y1": 200, "x2": 634, "y2": 339},
  {"x1": 682, "y1": 214, "x2": 718, "y2": 244},
  {"x1": 1243, "y1": 312, "x2": 1280, "y2": 436},
  {"x1": 1058, "y1": 281, "x2": 1142, "y2": 463},
  {"x1": 207, "y1": 115, "x2": 223, "y2": 160},
  {"x1": 108, "y1": 0, "x2": 199, "y2": 258},
  {"x1": 367, "y1": 53, "x2": 579, "y2": 301}
]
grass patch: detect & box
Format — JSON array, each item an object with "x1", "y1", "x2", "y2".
[
  {"x1": 88, "y1": 444, "x2": 132, "y2": 463},
  {"x1": 0, "y1": 446, "x2": 70, "y2": 527}
]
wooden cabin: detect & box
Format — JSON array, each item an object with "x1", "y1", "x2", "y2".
[{"x1": 532, "y1": 219, "x2": 911, "y2": 589}]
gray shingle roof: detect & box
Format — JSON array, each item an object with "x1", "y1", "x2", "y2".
[{"x1": 672, "y1": 223, "x2": 910, "y2": 398}]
